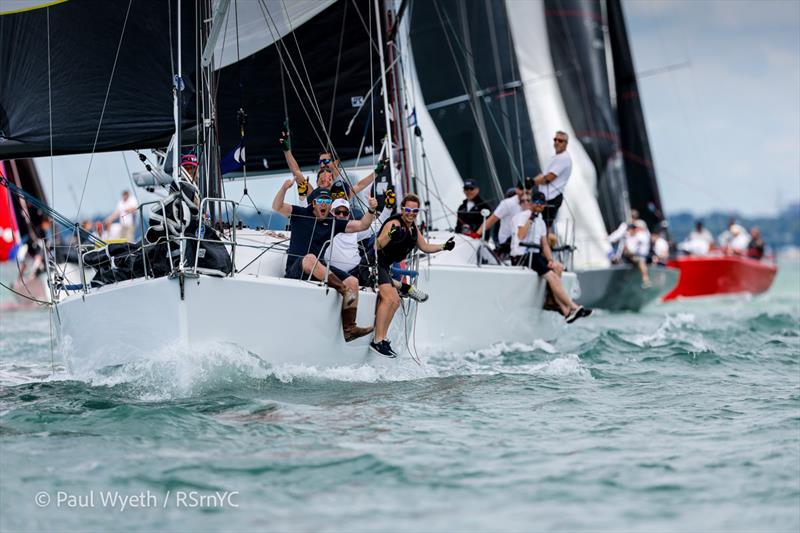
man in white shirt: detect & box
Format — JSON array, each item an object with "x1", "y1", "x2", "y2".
[
  {"x1": 324, "y1": 197, "x2": 392, "y2": 286},
  {"x1": 529, "y1": 130, "x2": 572, "y2": 229},
  {"x1": 512, "y1": 191, "x2": 590, "y2": 323},
  {"x1": 649, "y1": 230, "x2": 670, "y2": 264},
  {"x1": 679, "y1": 221, "x2": 714, "y2": 256},
  {"x1": 476, "y1": 181, "x2": 524, "y2": 257},
  {"x1": 105, "y1": 190, "x2": 139, "y2": 242},
  {"x1": 615, "y1": 220, "x2": 652, "y2": 287}
]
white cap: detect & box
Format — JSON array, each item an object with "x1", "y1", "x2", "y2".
[
  {"x1": 331, "y1": 198, "x2": 350, "y2": 211},
  {"x1": 634, "y1": 219, "x2": 648, "y2": 230}
]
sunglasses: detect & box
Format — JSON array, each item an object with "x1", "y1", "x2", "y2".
[
  {"x1": 333, "y1": 209, "x2": 350, "y2": 217},
  {"x1": 319, "y1": 158, "x2": 332, "y2": 165},
  {"x1": 463, "y1": 186, "x2": 476, "y2": 191},
  {"x1": 402, "y1": 207, "x2": 420, "y2": 214},
  {"x1": 314, "y1": 198, "x2": 332, "y2": 205},
  {"x1": 553, "y1": 138, "x2": 567, "y2": 144},
  {"x1": 533, "y1": 200, "x2": 546, "y2": 206}
]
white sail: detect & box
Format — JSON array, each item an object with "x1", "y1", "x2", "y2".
[
  {"x1": 505, "y1": 0, "x2": 611, "y2": 270},
  {"x1": 210, "y1": 0, "x2": 336, "y2": 69}
]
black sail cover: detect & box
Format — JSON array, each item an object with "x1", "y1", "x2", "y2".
[
  {"x1": 215, "y1": 0, "x2": 387, "y2": 171},
  {"x1": 544, "y1": 0, "x2": 629, "y2": 232},
  {"x1": 607, "y1": 0, "x2": 664, "y2": 228},
  {"x1": 0, "y1": 0, "x2": 198, "y2": 159},
  {"x1": 409, "y1": 0, "x2": 540, "y2": 203}
]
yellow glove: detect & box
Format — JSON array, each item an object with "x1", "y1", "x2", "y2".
[
  {"x1": 385, "y1": 187, "x2": 396, "y2": 207},
  {"x1": 297, "y1": 178, "x2": 308, "y2": 196}
]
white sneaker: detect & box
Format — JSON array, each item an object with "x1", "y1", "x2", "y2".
[{"x1": 405, "y1": 285, "x2": 429, "y2": 303}]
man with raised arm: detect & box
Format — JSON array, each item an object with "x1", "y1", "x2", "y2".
[
  {"x1": 272, "y1": 180, "x2": 377, "y2": 342},
  {"x1": 279, "y1": 126, "x2": 385, "y2": 204},
  {"x1": 370, "y1": 193, "x2": 456, "y2": 358}
]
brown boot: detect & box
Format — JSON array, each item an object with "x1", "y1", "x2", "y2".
[
  {"x1": 326, "y1": 273, "x2": 357, "y2": 307},
  {"x1": 341, "y1": 306, "x2": 373, "y2": 342}
]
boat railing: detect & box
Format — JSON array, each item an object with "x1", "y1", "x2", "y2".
[{"x1": 189, "y1": 197, "x2": 238, "y2": 277}]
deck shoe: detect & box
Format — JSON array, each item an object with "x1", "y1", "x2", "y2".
[
  {"x1": 404, "y1": 285, "x2": 429, "y2": 303},
  {"x1": 577, "y1": 307, "x2": 593, "y2": 319},
  {"x1": 369, "y1": 340, "x2": 397, "y2": 358},
  {"x1": 565, "y1": 306, "x2": 582, "y2": 324}
]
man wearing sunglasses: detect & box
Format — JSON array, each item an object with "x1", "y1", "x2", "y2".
[
  {"x1": 455, "y1": 179, "x2": 492, "y2": 235},
  {"x1": 511, "y1": 191, "x2": 591, "y2": 323},
  {"x1": 528, "y1": 131, "x2": 572, "y2": 229},
  {"x1": 272, "y1": 180, "x2": 377, "y2": 342},
  {"x1": 323, "y1": 196, "x2": 392, "y2": 287},
  {"x1": 370, "y1": 194, "x2": 456, "y2": 358}
]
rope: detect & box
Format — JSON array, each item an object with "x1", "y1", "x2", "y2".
[
  {"x1": 75, "y1": 0, "x2": 134, "y2": 220},
  {"x1": 0, "y1": 281, "x2": 51, "y2": 306}
]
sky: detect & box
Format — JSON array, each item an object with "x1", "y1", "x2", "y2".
[{"x1": 29, "y1": 0, "x2": 800, "y2": 220}]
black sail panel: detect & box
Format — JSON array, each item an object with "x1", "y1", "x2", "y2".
[
  {"x1": 215, "y1": 0, "x2": 386, "y2": 172},
  {"x1": 0, "y1": 0, "x2": 198, "y2": 159},
  {"x1": 607, "y1": 0, "x2": 664, "y2": 228},
  {"x1": 409, "y1": 0, "x2": 540, "y2": 202},
  {"x1": 544, "y1": 0, "x2": 628, "y2": 232}
]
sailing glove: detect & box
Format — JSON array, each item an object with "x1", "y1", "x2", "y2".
[
  {"x1": 388, "y1": 225, "x2": 402, "y2": 241},
  {"x1": 297, "y1": 178, "x2": 309, "y2": 196},
  {"x1": 279, "y1": 126, "x2": 291, "y2": 152},
  {"x1": 375, "y1": 158, "x2": 388, "y2": 174},
  {"x1": 384, "y1": 187, "x2": 396, "y2": 207},
  {"x1": 442, "y1": 237, "x2": 455, "y2": 251}
]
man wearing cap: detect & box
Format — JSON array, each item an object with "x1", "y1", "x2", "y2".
[
  {"x1": 476, "y1": 181, "x2": 525, "y2": 257},
  {"x1": 272, "y1": 179, "x2": 377, "y2": 341},
  {"x1": 324, "y1": 196, "x2": 393, "y2": 286},
  {"x1": 454, "y1": 179, "x2": 491, "y2": 235},
  {"x1": 512, "y1": 191, "x2": 591, "y2": 323},
  {"x1": 528, "y1": 130, "x2": 572, "y2": 229}
]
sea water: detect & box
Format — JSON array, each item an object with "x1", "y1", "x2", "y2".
[{"x1": 1, "y1": 262, "x2": 798, "y2": 532}]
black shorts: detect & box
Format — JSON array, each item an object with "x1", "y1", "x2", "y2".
[
  {"x1": 513, "y1": 253, "x2": 551, "y2": 276},
  {"x1": 377, "y1": 263, "x2": 395, "y2": 286},
  {"x1": 543, "y1": 194, "x2": 563, "y2": 228},
  {"x1": 285, "y1": 256, "x2": 350, "y2": 281},
  {"x1": 349, "y1": 264, "x2": 374, "y2": 287}
]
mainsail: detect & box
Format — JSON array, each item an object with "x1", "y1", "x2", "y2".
[
  {"x1": 0, "y1": 0, "x2": 199, "y2": 159},
  {"x1": 544, "y1": 0, "x2": 629, "y2": 232},
  {"x1": 606, "y1": 0, "x2": 664, "y2": 229},
  {"x1": 214, "y1": 0, "x2": 387, "y2": 172},
  {"x1": 408, "y1": 0, "x2": 541, "y2": 202}
]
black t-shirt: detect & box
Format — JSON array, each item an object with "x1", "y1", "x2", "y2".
[{"x1": 287, "y1": 205, "x2": 349, "y2": 261}]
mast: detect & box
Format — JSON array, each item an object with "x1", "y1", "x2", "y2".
[
  {"x1": 172, "y1": 0, "x2": 184, "y2": 188},
  {"x1": 374, "y1": 0, "x2": 395, "y2": 193}
]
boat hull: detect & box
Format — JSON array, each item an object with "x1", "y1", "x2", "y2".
[
  {"x1": 576, "y1": 264, "x2": 679, "y2": 312},
  {"x1": 56, "y1": 274, "x2": 411, "y2": 373},
  {"x1": 662, "y1": 256, "x2": 777, "y2": 301}
]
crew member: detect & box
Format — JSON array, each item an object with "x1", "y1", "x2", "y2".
[
  {"x1": 528, "y1": 131, "x2": 572, "y2": 229},
  {"x1": 371, "y1": 194, "x2": 455, "y2": 357},
  {"x1": 455, "y1": 179, "x2": 491, "y2": 235},
  {"x1": 272, "y1": 181, "x2": 377, "y2": 342},
  {"x1": 513, "y1": 191, "x2": 590, "y2": 322},
  {"x1": 476, "y1": 181, "x2": 524, "y2": 257}
]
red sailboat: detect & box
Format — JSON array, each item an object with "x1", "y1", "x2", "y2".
[{"x1": 662, "y1": 255, "x2": 777, "y2": 301}]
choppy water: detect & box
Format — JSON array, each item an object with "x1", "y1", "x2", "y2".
[{"x1": 1, "y1": 263, "x2": 798, "y2": 532}]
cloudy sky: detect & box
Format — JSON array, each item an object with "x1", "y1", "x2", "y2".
[{"x1": 32, "y1": 0, "x2": 800, "y2": 220}]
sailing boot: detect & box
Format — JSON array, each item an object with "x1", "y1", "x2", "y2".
[
  {"x1": 341, "y1": 305, "x2": 373, "y2": 342},
  {"x1": 326, "y1": 272, "x2": 357, "y2": 307}
]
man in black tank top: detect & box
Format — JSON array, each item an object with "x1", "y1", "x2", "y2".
[{"x1": 370, "y1": 194, "x2": 455, "y2": 358}]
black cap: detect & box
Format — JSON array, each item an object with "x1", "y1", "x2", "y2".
[
  {"x1": 308, "y1": 187, "x2": 332, "y2": 204},
  {"x1": 531, "y1": 191, "x2": 546, "y2": 203},
  {"x1": 463, "y1": 179, "x2": 478, "y2": 189},
  {"x1": 331, "y1": 179, "x2": 347, "y2": 192}
]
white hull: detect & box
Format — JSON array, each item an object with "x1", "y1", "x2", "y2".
[
  {"x1": 412, "y1": 233, "x2": 580, "y2": 353},
  {"x1": 56, "y1": 231, "x2": 580, "y2": 372},
  {"x1": 57, "y1": 273, "x2": 412, "y2": 373}
]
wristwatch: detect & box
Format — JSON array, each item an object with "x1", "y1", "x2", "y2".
[{"x1": 367, "y1": 208, "x2": 376, "y2": 215}]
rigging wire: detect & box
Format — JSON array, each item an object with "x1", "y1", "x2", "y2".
[{"x1": 0, "y1": 281, "x2": 51, "y2": 306}]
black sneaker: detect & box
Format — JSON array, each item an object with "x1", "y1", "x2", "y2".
[
  {"x1": 577, "y1": 307, "x2": 593, "y2": 319},
  {"x1": 369, "y1": 340, "x2": 397, "y2": 358},
  {"x1": 565, "y1": 306, "x2": 583, "y2": 324}
]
